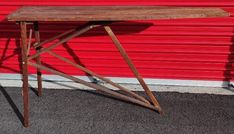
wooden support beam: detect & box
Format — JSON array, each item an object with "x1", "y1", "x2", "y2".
[
  {"x1": 28, "y1": 24, "x2": 100, "y2": 60},
  {"x1": 47, "y1": 51, "x2": 150, "y2": 104},
  {"x1": 20, "y1": 21, "x2": 29, "y2": 127},
  {"x1": 33, "y1": 28, "x2": 76, "y2": 48},
  {"x1": 28, "y1": 61, "x2": 160, "y2": 111},
  {"x1": 26, "y1": 29, "x2": 32, "y2": 56},
  {"x1": 104, "y1": 26, "x2": 163, "y2": 114},
  {"x1": 33, "y1": 22, "x2": 42, "y2": 96}
]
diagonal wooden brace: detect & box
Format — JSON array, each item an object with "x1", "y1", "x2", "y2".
[
  {"x1": 28, "y1": 61, "x2": 159, "y2": 111},
  {"x1": 26, "y1": 29, "x2": 32, "y2": 56},
  {"x1": 104, "y1": 26, "x2": 163, "y2": 114},
  {"x1": 33, "y1": 28, "x2": 77, "y2": 49},
  {"x1": 28, "y1": 24, "x2": 101, "y2": 60},
  {"x1": 47, "y1": 51, "x2": 150, "y2": 105}
]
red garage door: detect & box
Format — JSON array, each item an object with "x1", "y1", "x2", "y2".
[{"x1": 0, "y1": 0, "x2": 234, "y2": 85}]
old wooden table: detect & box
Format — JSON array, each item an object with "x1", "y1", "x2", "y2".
[{"x1": 8, "y1": 6, "x2": 229, "y2": 127}]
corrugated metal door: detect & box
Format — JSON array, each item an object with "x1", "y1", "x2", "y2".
[{"x1": 0, "y1": 0, "x2": 234, "y2": 85}]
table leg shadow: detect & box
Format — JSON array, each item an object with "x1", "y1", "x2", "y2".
[{"x1": 0, "y1": 85, "x2": 24, "y2": 125}]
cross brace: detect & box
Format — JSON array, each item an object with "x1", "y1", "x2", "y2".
[{"x1": 20, "y1": 21, "x2": 163, "y2": 127}]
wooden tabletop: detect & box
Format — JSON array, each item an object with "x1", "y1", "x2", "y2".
[{"x1": 8, "y1": 6, "x2": 229, "y2": 22}]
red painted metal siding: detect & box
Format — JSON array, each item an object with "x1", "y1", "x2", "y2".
[{"x1": 0, "y1": 0, "x2": 234, "y2": 81}]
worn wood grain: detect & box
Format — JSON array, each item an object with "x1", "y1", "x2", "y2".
[{"x1": 8, "y1": 6, "x2": 229, "y2": 21}]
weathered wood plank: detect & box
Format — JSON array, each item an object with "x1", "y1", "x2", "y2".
[{"x1": 8, "y1": 6, "x2": 229, "y2": 21}]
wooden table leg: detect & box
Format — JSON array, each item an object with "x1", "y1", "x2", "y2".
[
  {"x1": 20, "y1": 21, "x2": 29, "y2": 127},
  {"x1": 104, "y1": 26, "x2": 163, "y2": 114},
  {"x1": 33, "y1": 22, "x2": 42, "y2": 96}
]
